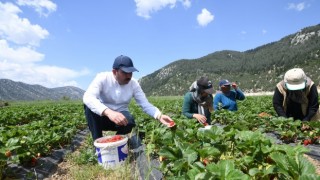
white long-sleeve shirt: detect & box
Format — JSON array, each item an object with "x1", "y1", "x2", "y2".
[{"x1": 83, "y1": 72, "x2": 161, "y2": 119}]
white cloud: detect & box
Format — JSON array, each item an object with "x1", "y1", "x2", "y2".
[
  {"x1": 0, "y1": 39, "x2": 43, "y2": 63},
  {"x1": 262, "y1": 29, "x2": 267, "y2": 35},
  {"x1": 181, "y1": 0, "x2": 191, "y2": 8},
  {"x1": 197, "y1": 8, "x2": 214, "y2": 27},
  {"x1": 16, "y1": 0, "x2": 57, "y2": 17},
  {"x1": 0, "y1": 1, "x2": 88, "y2": 88},
  {"x1": 0, "y1": 59, "x2": 89, "y2": 87},
  {"x1": 134, "y1": 0, "x2": 191, "y2": 19},
  {"x1": 241, "y1": 31, "x2": 247, "y2": 35},
  {"x1": 0, "y1": 2, "x2": 49, "y2": 46},
  {"x1": 287, "y1": 2, "x2": 306, "y2": 11}
]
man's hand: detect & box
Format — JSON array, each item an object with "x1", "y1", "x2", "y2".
[
  {"x1": 232, "y1": 82, "x2": 238, "y2": 90},
  {"x1": 193, "y1": 114, "x2": 207, "y2": 124},
  {"x1": 158, "y1": 114, "x2": 175, "y2": 127},
  {"x1": 103, "y1": 109, "x2": 128, "y2": 126}
]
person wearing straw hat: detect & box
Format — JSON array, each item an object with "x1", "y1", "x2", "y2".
[
  {"x1": 182, "y1": 76, "x2": 214, "y2": 125},
  {"x1": 213, "y1": 79, "x2": 245, "y2": 111},
  {"x1": 83, "y1": 55, "x2": 175, "y2": 140},
  {"x1": 273, "y1": 68, "x2": 320, "y2": 121}
]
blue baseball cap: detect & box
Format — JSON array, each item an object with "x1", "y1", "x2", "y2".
[
  {"x1": 219, "y1": 79, "x2": 231, "y2": 87},
  {"x1": 113, "y1": 55, "x2": 139, "y2": 73}
]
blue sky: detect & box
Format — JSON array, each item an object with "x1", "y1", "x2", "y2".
[{"x1": 0, "y1": 0, "x2": 319, "y2": 90}]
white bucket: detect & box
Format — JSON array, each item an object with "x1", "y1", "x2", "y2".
[
  {"x1": 94, "y1": 135, "x2": 129, "y2": 169},
  {"x1": 198, "y1": 125, "x2": 213, "y2": 131}
]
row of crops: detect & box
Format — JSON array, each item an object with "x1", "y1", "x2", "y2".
[
  {"x1": 0, "y1": 101, "x2": 87, "y2": 177},
  {"x1": 1, "y1": 96, "x2": 320, "y2": 179},
  {"x1": 132, "y1": 96, "x2": 320, "y2": 179}
]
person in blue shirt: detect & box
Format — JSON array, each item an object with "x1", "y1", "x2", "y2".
[{"x1": 213, "y1": 79, "x2": 245, "y2": 111}]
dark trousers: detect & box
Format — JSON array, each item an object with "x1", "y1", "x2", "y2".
[
  {"x1": 84, "y1": 105, "x2": 136, "y2": 140},
  {"x1": 205, "y1": 109, "x2": 212, "y2": 124}
]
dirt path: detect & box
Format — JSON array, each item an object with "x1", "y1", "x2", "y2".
[{"x1": 44, "y1": 160, "x2": 70, "y2": 180}]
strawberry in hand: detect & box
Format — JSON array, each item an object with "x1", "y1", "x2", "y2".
[{"x1": 168, "y1": 121, "x2": 176, "y2": 128}]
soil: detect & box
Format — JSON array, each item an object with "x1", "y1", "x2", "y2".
[{"x1": 44, "y1": 160, "x2": 70, "y2": 180}]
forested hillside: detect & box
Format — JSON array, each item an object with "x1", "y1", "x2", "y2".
[{"x1": 139, "y1": 24, "x2": 320, "y2": 96}]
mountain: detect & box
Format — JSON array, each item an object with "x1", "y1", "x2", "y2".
[
  {"x1": 0, "y1": 79, "x2": 85, "y2": 101},
  {"x1": 139, "y1": 24, "x2": 320, "y2": 96}
]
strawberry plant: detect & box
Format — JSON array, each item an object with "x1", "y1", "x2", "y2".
[
  {"x1": 1, "y1": 96, "x2": 320, "y2": 179},
  {"x1": 133, "y1": 97, "x2": 320, "y2": 179},
  {"x1": 0, "y1": 101, "x2": 87, "y2": 167}
]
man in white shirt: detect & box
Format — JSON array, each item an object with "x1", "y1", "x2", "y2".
[{"x1": 83, "y1": 55, "x2": 175, "y2": 140}]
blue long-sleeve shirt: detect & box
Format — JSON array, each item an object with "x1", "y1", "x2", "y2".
[{"x1": 213, "y1": 89, "x2": 245, "y2": 111}]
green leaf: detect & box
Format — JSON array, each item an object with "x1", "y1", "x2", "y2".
[
  {"x1": 6, "y1": 138, "x2": 19, "y2": 147},
  {"x1": 295, "y1": 154, "x2": 316, "y2": 176},
  {"x1": 240, "y1": 155, "x2": 254, "y2": 165},
  {"x1": 263, "y1": 165, "x2": 276, "y2": 176},
  {"x1": 184, "y1": 149, "x2": 198, "y2": 164},
  {"x1": 298, "y1": 174, "x2": 320, "y2": 180},
  {"x1": 270, "y1": 152, "x2": 289, "y2": 174},
  {"x1": 186, "y1": 168, "x2": 201, "y2": 179},
  {"x1": 248, "y1": 168, "x2": 260, "y2": 176},
  {"x1": 158, "y1": 147, "x2": 179, "y2": 161},
  {"x1": 171, "y1": 159, "x2": 188, "y2": 172},
  {"x1": 191, "y1": 161, "x2": 206, "y2": 171},
  {"x1": 198, "y1": 146, "x2": 220, "y2": 158},
  {"x1": 195, "y1": 172, "x2": 215, "y2": 180},
  {"x1": 206, "y1": 160, "x2": 250, "y2": 180}
]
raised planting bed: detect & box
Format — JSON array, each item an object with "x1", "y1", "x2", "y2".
[{"x1": 1, "y1": 129, "x2": 89, "y2": 179}]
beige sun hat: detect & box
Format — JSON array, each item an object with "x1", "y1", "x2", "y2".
[{"x1": 284, "y1": 68, "x2": 307, "y2": 90}]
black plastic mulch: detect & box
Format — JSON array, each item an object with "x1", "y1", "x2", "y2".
[
  {"x1": 128, "y1": 134, "x2": 163, "y2": 180},
  {"x1": 2, "y1": 129, "x2": 89, "y2": 180},
  {"x1": 2, "y1": 130, "x2": 164, "y2": 180}
]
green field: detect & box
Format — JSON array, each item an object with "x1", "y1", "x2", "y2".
[{"x1": 1, "y1": 96, "x2": 320, "y2": 179}]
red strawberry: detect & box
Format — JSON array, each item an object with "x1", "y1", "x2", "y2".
[
  {"x1": 303, "y1": 139, "x2": 312, "y2": 146},
  {"x1": 31, "y1": 157, "x2": 37, "y2": 166},
  {"x1": 168, "y1": 121, "x2": 176, "y2": 128},
  {"x1": 5, "y1": 151, "x2": 11, "y2": 157},
  {"x1": 202, "y1": 158, "x2": 209, "y2": 166}
]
